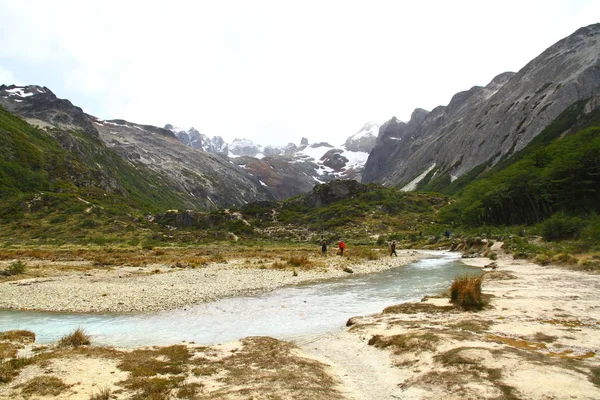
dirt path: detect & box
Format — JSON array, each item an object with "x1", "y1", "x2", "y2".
[{"x1": 301, "y1": 331, "x2": 405, "y2": 400}]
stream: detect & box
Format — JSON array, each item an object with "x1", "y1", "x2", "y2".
[{"x1": 0, "y1": 251, "x2": 478, "y2": 347}]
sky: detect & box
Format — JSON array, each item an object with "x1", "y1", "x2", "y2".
[{"x1": 0, "y1": 1, "x2": 599, "y2": 147}]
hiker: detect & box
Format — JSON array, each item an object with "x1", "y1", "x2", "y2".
[
  {"x1": 390, "y1": 240, "x2": 397, "y2": 256},
  {"x1": 321, "y1": 240, "x2": 327, "y2": 256},
  {"x1": 444, "y1": 229, "x2": 451, "y2": 239},
  {"x1": 338, "y1": 240, "x2": 346, "y2": 256}
]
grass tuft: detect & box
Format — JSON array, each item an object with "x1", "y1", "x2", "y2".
[
  {"x1": 450, "y1": 274, "x2": 486, "y2": 310},
  {"x1": 58, "y1": 327, "x2": 91, "y2": 347},
  {"x1": 89, "y1": 386, "x2": 112, "y2": 400}
]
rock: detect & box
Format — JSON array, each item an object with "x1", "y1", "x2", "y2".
[
  {"x1": 484, "y1": 262, "x2": 498, "y2": 269},
  {"x1": 343, "y1": 267, "x2": 354, "y2": 274}
]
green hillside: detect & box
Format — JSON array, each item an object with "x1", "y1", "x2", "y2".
[{"x1": 0, "y1": 107, "x2": 192, "y2": 244}]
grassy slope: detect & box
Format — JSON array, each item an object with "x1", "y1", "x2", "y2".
[{"x1": 0, "y1": 107, "x2": 193, "y2": 245}]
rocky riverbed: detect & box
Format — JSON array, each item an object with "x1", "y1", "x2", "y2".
[{"x1": 0, "y1": 250, "x2": 425, "y2": 313}]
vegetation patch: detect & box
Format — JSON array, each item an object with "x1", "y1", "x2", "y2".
[
  {"x1": 368, "y1": 332, "x2": 440, "y2": 354},
  {"x1": 0, "y1": 330, "x2": 35, "y2": 344},
  {"x1": 118, "y1": 345, "x2": 190, "y2": 377},
  {"x1": 483, "y1": 270, "x2": 517, "y2": 281},
  {"x1": 382, "y1": 302, "x2": 456, "y2": 315},
  {"x1": 410, "y1": 347, "x2": 523, "y2": 399},
  {"x1": 448, "y1": 319, "x2": 493, "y2": 334},
  {"x1": 450, "y1": 275, "x2": 486, "y2": 310},
  {"x1": 486, "y1": 334, "x2": 547, "y2": 352},
  {"x1": 19, "y1": 375, "x2": 71, "y2": 396},
  {"x1": 58, "y1": 327, "x2": 91, "y2": 347},
  {"x1": 89, "y1": 386, "x2": 112, "y2": 400},
  {"x1": 208, "y1": 336, "x2": 344, "y2": 399}
]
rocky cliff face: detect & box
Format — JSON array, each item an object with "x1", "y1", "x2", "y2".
[
  {"x1": 93, "y1": 119, "x2": 274, "y2": 209},
  {"x1": 0, "y1": 86, "x2": 274, "y2": 209},
  {"x1": 363, "y1": 24, "x2": 600, "y2": 189}
]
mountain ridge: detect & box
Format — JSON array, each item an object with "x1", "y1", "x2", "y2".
[{"x1": 363, "y1": 23, "x2": 600, "y2": 190}]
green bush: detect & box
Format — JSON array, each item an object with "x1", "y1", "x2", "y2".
[
  {"x1": 540, "y1": 213, "x2": 586, "y2": 241},
  {"x1": 7, "y1": 261, "x2": 26, "y2": 275}
]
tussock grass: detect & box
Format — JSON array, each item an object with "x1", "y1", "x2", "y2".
[
  {"x1": 450, "y1": 274, "x2": 486, "y2": 310},
  {"x1": 58, "y1": 327, "x2": 91, "y2": 347}
]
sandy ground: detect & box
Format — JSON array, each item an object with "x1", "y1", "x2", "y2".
[
  {"x1": 303, "y1": 243, "x2": 600, "y2": 399},
  {"x1": 1, "y1": 245, "x2": 599, "y2": 399}
]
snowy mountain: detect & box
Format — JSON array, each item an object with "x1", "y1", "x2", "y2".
[
  {"x1": 167, "y1": 124, "x2": 379, "y2": 199},
  {"x1": 344, "y1": 121, "x2": 379, "y2": 152}
]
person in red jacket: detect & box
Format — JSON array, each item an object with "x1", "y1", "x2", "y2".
[{"x1": 338, "y1": 240, "x2": 346, "y2": 256}]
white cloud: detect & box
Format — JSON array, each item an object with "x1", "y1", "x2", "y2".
[
  {"x1": 0, "y1": 65, "x2": 21, "y2": 86},
  {"x1": 0, "y1": 0, "x2": 599, "y2": 146}
]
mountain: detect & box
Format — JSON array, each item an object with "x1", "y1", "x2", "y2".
[
  {"x1": 0, "y1": 85, "x2": 274, "y2": 210},
  {"x1": 166, "y1": 125, "x2": 228, "y2": 155},
  {"x1": 363, "y1": 24, "x2": 600, "y2": 191},
  {"x1": 168, "y1": 124, "x2": 379, "y2": 199}
]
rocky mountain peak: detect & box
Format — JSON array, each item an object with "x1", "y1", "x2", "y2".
[
  {"x1": 363, "y1": 23, "x2": 600, "y2": 189},
  {"x1": 344, "y1": 121, "x2": 380, "y2": 152},
  {"x1": 0, "y1": 84, "x2": 99, "y2": 139}
]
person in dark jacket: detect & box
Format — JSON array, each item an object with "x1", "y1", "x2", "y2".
[{"x1": 390, "y1": 240, "x2": 397, "y2": 256}]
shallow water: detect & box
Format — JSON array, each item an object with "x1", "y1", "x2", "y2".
[{"x1": 0, "y1": 251, "x2": 478, "y2": 347}]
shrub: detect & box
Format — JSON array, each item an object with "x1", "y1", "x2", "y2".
[
  {"x1": 534, "y1": 254, "x2": 552, "y2": 266},
  {"x1": 58, "y1": 328, "x2": 91, "y2": 347},
  {"x1": 449, "y1": 275, "x2": 485, "y2": 310},
  {"x1": 540, "y1": 213, "x2": 586, "y2": 241},
  {"x1": 7, "y1": 261, "x2": 26, "y2": 275}
]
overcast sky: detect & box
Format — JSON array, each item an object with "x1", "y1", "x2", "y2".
[{"x1": 1, "y1": 1, "x2": 599, "y2": 146}]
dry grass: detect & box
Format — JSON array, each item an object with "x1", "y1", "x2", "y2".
[
  {"x1": 89, "y1": 386, "x2": 112, "y2": 400},
  {"x1": 287, "y1": 254, "x2": 311, "y2": 267},
  {"x1": 450, "y1": 274, "x2": 486, "y2": 310},
  {"x1": 58, "y1": 327, "x2": 91, "y2": 347},
  {"x1": 207, "y1": 336, "x2": 344, "y2": 399},
  {"x1": 19, "y1": 375, "x2": 71, "y2": 396},
  {"x1": 0, "y1": 330, "x2": 35, "y2": 344},
  {"x1": 118, "y1": 345, "x2": 190, "y2": 377},
  {"x1": 368, "y1": 332, "x2": 440, "y2": 354},
  {"x1": 382, "y1": 302, "x2": 456, "y2": 315},
  {"x1": 0, "y1": 357, "x2": 34, "y2": 383}
]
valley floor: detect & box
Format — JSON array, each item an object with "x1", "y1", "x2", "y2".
[
  {"x1": 0, "y1": 249, "x2": 424, "y2": 312},
  {"x1": 1, "y1": 245, "x2": 599, "y2": 399}
]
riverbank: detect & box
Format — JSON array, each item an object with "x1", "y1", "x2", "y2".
[
  {"x1": 2, "y1": 245, "x2": 599, "y2": 399},
  {"x1": 0, "y1": 249, "x2": 425, "y2": 313},
  {"x1": 303, "y1": 244, "x2": 600, "y2": 399}
]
